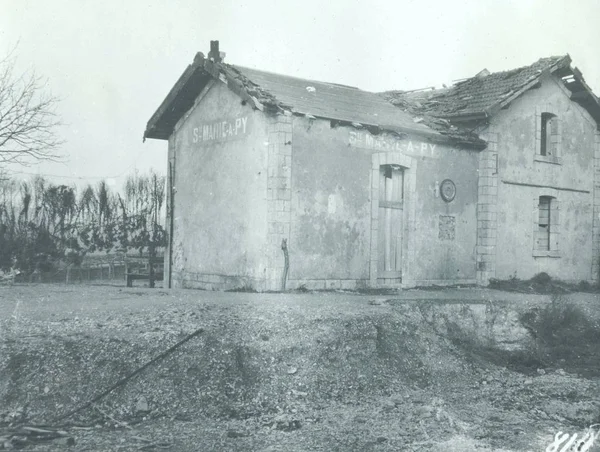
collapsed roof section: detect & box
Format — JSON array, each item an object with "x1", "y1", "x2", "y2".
[
  {"x1": 145, "y1": 45, "x2": 600, "y2": 149},
  {"x1": 144, "y1": 45, "x2": 486, "y2": 148},
  {"x1": 561, "y1": 67, "x2": 600, "y2": 128},
  {"x1": 383, "y1": 55, "x2": 600, "y2": 129}
]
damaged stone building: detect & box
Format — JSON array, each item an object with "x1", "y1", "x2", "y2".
[{"x1": 144, "y1": 42, "x2": 600, "y2": 290}]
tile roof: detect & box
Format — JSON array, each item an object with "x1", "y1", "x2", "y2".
[
  {"x1": 145, "y1": 53, "x2": 486, "y2": 147},
  {"x1": 146, "y1": 50, "x2": 600, "y2": 145},
  {"x1": 383, "y1": 56, "x2": 572, "y2": 119},
  {"x1": 229, "y1": 65, "x2": 434, "y2": 136}
]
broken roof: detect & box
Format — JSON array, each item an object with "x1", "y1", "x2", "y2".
[
  {"x1": 144, "y1": 53, "x2": 486, "y2": 147},
  {"x1": 230, "y1": 65, "x2": 433, "y2": 135},
  {"x1": 383, "y1": 55, "x2": 600, "y2": 127}
]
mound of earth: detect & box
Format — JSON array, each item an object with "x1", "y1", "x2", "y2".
[{"x1": 1, "y1": 285, "x2": 599, "y2": 451}]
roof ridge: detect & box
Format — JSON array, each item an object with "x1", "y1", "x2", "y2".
[
  {"x1": 229, "y1": 64, "x2": 360, "y2": 91},
  {"x1": 458, "y1": 54, "x2": 569, "y2": 83},
  {"x1": 381, "y1": 54, "x2": 578, "y2": 124}
]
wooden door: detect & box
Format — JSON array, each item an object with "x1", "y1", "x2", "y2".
[{"x1": 378, "y1": 165, "x2": 403, "y2": 280}]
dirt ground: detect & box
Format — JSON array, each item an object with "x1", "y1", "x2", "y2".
[{"x1": 1, "y1": 283, "x2": 599, "y2": 451}]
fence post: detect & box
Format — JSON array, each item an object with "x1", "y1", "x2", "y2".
[{"x1": 149, "y1": 245, "x2": 156, "y2": 289}]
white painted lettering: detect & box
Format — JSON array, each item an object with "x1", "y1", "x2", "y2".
[
  {"x1": 190, "y1": 115, "x2": 250, "y2": 144},
  {"x1": 348, "y1": 130, "x2": 421, "y2": 154},
  {"x1": 349, "y1": 130, "x2": 357, "y2": 145},
  {"x1": 429, "y1": 144, "x2": 437, "y2": 152}
]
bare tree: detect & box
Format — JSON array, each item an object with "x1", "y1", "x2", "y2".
[{"x1": 0, "y1": 51, "x2": 63, "y2": 165}]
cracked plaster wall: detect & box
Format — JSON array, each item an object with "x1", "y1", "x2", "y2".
[
  {"x1": 488, "y1": 75, "x2": 596, "y2": 282},
  {"x1": 168, "y1": 81, "x2": 271, "y2": 290}
]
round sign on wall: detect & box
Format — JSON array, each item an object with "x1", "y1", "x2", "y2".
[{"x1": 440, "y1": 179, "x2": 456, "y2": 202}]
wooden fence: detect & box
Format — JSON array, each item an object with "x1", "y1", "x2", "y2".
[
  {"x1": 12, "y1": 253, "x2": 164, "y2": 286},
  {"x1": 16, "y1": 263, "x2": 128, "y2": 284}
]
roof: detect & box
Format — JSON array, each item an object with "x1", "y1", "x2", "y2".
[
  {"x1": 231, "y1": 65, "x2": 435, "y2": 135},
  {"x1": 383, "y1": 55, "x2": 600, "y2": 128},
  {"x1": 146, "y1": 51, "x2": 600, "y2": 147},
  {"x1": 384, "y1": 56, "x2": 573, "y2": 120},
  {"x1": 144, "y1": 53, "x2": 486, "y2": 147}
]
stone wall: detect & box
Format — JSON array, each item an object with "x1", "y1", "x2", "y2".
[
  {"x1": 476, "y1": 130, "x2": 499, "y2": 284},
  {"x1": 265, "y1": 113, "x2": 294, "y2": 291},
  {"x1": 491, "y1": 75, "x2": 595, "y2": 282},
  {"x1": 168, "y1": 80, "x2": 271, "y2": 290},
  {"x1": 593, "y1": 132, "x2": 600, "y2": 282}
]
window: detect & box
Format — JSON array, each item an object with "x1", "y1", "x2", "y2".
[
  {"x1": 540, "y1": 113, "x2": 557, "y2": 156},
  {"x1": 379, "y1": 164, "x2": 404, "y2": 208},
  {"x1": 536, "y1": 111, "x2": 561, "y2": 163},
  {"x1": 536, "y1": 196, "x2": 552, "y2": 250},
  {"x1": 533, "y1": 195, "x2": 559, "y2": 257}
]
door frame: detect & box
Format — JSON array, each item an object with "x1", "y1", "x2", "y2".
[
  {"x1": 377, "y1": 164, "x2": 404, "y2": 279},
  {"x1": 369, "y1": 152, "x2": 417, "y2": 287}
]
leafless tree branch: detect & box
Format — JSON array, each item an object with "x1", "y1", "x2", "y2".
[{"x1": 0, "y1": 52, "x2": 64, "y2": 166}]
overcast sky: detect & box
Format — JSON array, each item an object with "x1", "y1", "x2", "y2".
[{"x1": 1, "y1": 0, "x2": 599, "y2": 190}]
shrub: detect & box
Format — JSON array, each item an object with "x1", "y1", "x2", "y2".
[
  {"x1": 225, "y1": 284, "x2": 257, "y2": 293},
  {"x1": 520, "y1": 294, "x2": 600, "y2": 375},
  {"x1": 577, "y1": 280, "x2": 592, "y2": 292}
]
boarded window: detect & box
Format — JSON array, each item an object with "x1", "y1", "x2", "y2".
[{"x1": 535, "y1": 196, "x2": 552, "y2": 251}]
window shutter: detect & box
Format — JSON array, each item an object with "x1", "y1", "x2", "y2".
[
  {"x1": 539, "y1": 113, "x2": 559, "y2": 157},
  {"x1": 552, "y1": 117, "x2": 561, "y2": 157},
  {"x1": 550, "y1": 117, "x2": 559, "y2": 135},
  {"x1": 536, "y1": 197, "x2": 551, "y2": 251},
  {"x1": 533, "y1": 196, "x2": 559, "y2": 255}
]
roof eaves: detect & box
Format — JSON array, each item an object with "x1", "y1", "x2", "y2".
[
  {"x1": 295, "y1": 112, "x2": 442, "y2": 142},
  {"x1": 571, "y1": 66, "x2": 600, "y2": 105},
  {"x1": 421, "y1": 120, "x2": 488, "y2": 149},
  {"x1": 567, "y1": 66, "x2": 600, "y2": 129},
  {"x1": 144, "y1": 54, "x2": 289, "y2": 141},
  {"x1": 144, "y1": 60, "x2": 201, "y2": 141},
  {"x1": 434, "y1": 111, "x2": 489, "y2": 122},
  {"x1": 379, "y1": 93, "x2": 487, "y2": 147}
]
